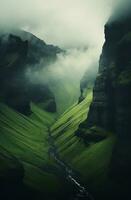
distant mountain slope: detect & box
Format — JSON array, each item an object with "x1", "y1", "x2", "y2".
[
  {"x1": 0, "y1": 30, "x2": 93, "y2": 116},
  {"x1": 0, "y1": 30, "x2": 61, "y2": 114},
  {"x1": 0, "y1": 30, "x2": 61, "y2": 66}
]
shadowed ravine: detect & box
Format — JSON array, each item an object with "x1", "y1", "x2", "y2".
[{"x1": 48, "y1": 130, "x2": 94, "y2": 200}]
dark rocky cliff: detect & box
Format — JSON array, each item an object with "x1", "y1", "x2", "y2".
[
  {"x1": 87, "y1": 14, "x2": 131, "y2": 136},
  {"x1": 82, "y1": 11, "x2": 131, "y2": 199},
  {"x1": 0, "y1": 31, "x2": 61, "y2": 114}
]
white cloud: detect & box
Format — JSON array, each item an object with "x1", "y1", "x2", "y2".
[{"x1": 0, "y1": 0, "x2": 115, "y2": 49}]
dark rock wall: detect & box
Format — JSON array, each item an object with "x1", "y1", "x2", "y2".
[
  {"x1": 87, "y1": 15, "x2": 131, "y2": 137},
  {"x1": 85, "y1": 13, "x2": 131, "y2": 191}
]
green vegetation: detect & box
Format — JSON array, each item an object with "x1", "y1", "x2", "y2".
[
  {"x1": 51, "y1": 89, "x2": 92, "y2": 146},
  {"x1": 0, "y1": 103, "x2": 61, "y2": 195},
  {"x1": 51, "y1": 90, "x2": 116, "y2": 190},
  {"x1": 0, "y1": 88, "x2": 116, "y2": 197}
]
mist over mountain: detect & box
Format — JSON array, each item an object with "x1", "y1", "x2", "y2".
[
  {"x1": 0, "y1": 0, "x2": 131, "y2": 200},
  {"x1": 0, "y1": 1, "x2": 122, "y2": 106},
  {"x1": 0, "y1": 30, "x2": 61, "y2": 114},
  {"x1": 26, "y1": 47, "x2": 99, "y2": 113},
  {"x1": 0, "y1": 0, "x2": 114, "y2": 89}
]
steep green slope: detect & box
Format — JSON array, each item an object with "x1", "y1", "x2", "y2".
[
  {"x1": 0, "y1": 103, "x2": 62, "y2": 197},
  {"x1": 51, "y1": 89, "x2": 93, "y2": 148},
  {"x1": 50, "y1": 90, "x2": 116, "y2": 195}
]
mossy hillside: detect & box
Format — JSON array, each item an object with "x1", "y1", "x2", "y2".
[
  {"x1": 51, "y1": 90, "x2": 116, "y2": 192},
  {"x1": 0, "y1": 103, "x2": 62, "y2": 195}
]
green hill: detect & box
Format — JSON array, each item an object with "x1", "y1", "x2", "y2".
[{"x1": 0, "y1": 103, "x2": 62, "y2": 198}]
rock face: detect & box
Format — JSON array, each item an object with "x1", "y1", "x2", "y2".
[
  {"x1": 0, "y1": 31, "x2": 61, "y2": 114},
  {"x1": 85, "y1": 11, "x2": 131, "y2": 194},
  {"x1": 87, "y1": 14, "x2": 131, "y2": 137}
]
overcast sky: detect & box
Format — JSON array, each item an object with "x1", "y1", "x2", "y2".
[
  {"x1": 0, "y1": 0, "x2": 129, "y2": 49},
  {"x1": 0, "y1": 0, "x2": 116, "y2": 49}
]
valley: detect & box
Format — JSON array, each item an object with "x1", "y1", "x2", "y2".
[
  {"x1": 0, "y1": 3, "x2": 131, "y2": 199},
  {"x1": 0, "y1": 88, "x2": 116, "y2": 200}
]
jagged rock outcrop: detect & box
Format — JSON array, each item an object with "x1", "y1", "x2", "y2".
[{"x1": 0, "y1": 31, "x2": 61, "y2": 114}]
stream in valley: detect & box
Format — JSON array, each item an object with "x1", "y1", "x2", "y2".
[{"x1": 48, "y1": 131, "x2": 94, "y2": 200}]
